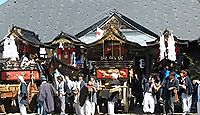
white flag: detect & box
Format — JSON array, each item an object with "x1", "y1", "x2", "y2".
[
  {"x1": 168, "y1": 33, "x2": 176, "y2": 61},
  {"x1": 96, "y1": 27, "x2": 104, "y2": 39},
  {"x1": 3, "y1": 35, "x2": 19, "y2": 59},
  {"x1": 159, "y1": 34, "x2": 166, "y2": 61}
]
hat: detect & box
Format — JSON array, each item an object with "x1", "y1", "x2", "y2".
[{"x1": 41, "y1": 75, "x2": 47, "y2": 81}]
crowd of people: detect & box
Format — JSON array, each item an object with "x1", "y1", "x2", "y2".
[
  {"x1": 16, "y1": 70, "x2": 124, "y2": 115},
  {"x1": 15, "y1": 64, "x2": 200, "y2": 115},
  {"x1": 130, "y1": 66, "x2": 200, "y2": 115}
]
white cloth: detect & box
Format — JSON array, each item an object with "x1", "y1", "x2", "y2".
[
  {"x1": 167, "y1": 33, "x2": 176, "y2": 61},
  {"x1": 18, "y1": 75, "x2": 26, "y2": 84},
  {"x1": 108, "y1": 101, "x2": 115, "y2": 115},
  {"x1": 73, "y1": 81, "x2": 86, "y2": 115},
  {"x1": 197, "y1": 102, "x2": 200, "y2": 115},
  {"x1": 57, "y1": 81, "x2": 65, "y2": 114},
  {"x1": 19, "y1": 103, "x2": 27, "y2": 115},
  {"x1": 143, "y1": 92, "x2": 155, "y2": 113},
  {"x1": 181, "y1": 93, "x2": 192, "y2": 113},
  {"x1": 73, "y1": 103, "x2": 81, "y2": 115},
  {"x1": 73, "y1": 103, "x2": 85, "y2": 115},
  {"x1": 58, "y1": 81, "x2": 65, "y2": 94},
  {"x1": 159, "y1": 35, "x2": 166, "y2": 61},
  {"x1": 65, "y1": 76, "x2": 75, "y2": 91},
  {"x1": 3, "y1": 36, "x2": 19, "y2": 59},
  {"x1": 20, "y1": 57, "x2": 29, "y2": 69},
  {"x1": 59, "y1": 95, "x2": 65, "y2": 115},
  {"x1": 85, "y1": 98, "x2": 96, "y2": 115}
]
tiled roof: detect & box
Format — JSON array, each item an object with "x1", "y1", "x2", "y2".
[{"x1": 0, "y1": 0, "x2": 200, "y2": 42}]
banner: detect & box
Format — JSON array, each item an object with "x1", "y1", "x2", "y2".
[{"x1": 96, "y1": 68, "x2": 128, "y2": 79}]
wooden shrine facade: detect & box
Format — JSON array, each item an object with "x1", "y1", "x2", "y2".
[
  {"x1": 79, "y1": 13, "x2": 159, "y2": 77},
  {"x1": 44, "y1": 32, "x2": 86, "y2": 68}
]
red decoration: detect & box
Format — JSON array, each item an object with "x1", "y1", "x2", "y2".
[
  {"x1": 1, "y1": 70, "x2": 40, "y2": 81},
  {"x1": 97, "y1": 32, "x2": 101, "y2": 35},
  {"x1": 96, "y1": 68, "x2": 128, "y2": 79},
  {"x1": 175, "y1": 45, "x2": 180, "y2": 55}
]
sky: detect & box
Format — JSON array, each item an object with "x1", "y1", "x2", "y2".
[{"x1": 0, "y1": 0, "x2": 7, "y2": 5}]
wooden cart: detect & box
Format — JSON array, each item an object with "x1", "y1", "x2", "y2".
[
  {"x1": 0, "y1": 69, "x2": 40, "y2": 113},
  {"x1": 94, "y1": 61, "x2": 134, "y2": 113}
]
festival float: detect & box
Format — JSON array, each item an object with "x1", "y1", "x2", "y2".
[{"x1": 0, "y1": 26, "x2": 44, "y2": 113}]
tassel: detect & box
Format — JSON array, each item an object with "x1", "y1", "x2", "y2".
[
  {"x1": 11, "y1": 99, "x2": 16, "y2": 106},
  {"x1": 13, "y1": 99, "x2": 16, "y2": 106},
  {"x1": 11, "y1": 100, "x2": 13, "y2": 106}
]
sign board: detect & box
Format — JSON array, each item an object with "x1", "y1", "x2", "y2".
[
  {"x1": 1, "y1": 70, "x2": 40, "y2": 81},
  {"x1": 96, "y1": 68, "x2": 128, "y2": 79}
]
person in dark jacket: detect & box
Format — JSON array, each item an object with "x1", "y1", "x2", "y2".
[
  {"x1": 85, "y1": 78, "x2": 98, "y2": 115},
  {"x1": 38, "y1": 75, "x2": 57, "y2": 115},
  {"x1": 179, "y1": 70, "x2": 194, "y2": 115},
  {"x1": 17, "y1": 75, "x2": 28, "y2": 115},
  {"x1": 161, "y1": 71, "x2": 179, "y2": 114},
  {"x1": 131, "y1": 74, "x2": 143, "y2": 107}
]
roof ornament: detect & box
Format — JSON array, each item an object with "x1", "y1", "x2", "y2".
[
  {"x1": 110, "y1": 8, "x2": 118, "y2": 15},
  {"x1": 2, "y1": 35, "x2": 19, "y2": 60},
  {"x1": 159, "y1": 29, "x2": 176, "y2": 61}
]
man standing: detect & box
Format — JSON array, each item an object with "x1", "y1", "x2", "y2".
[
  {"x1": 107, "y1": 73, "x2": 121, "y2": 115},
  {"x1": 38, "y1": 75, "x2": 57, "y2": 115},
  {"x1": 73, "y1": 74, "x2": 86, "y2": 115},
  {"x1": 131, "y1": 74, "x2": 143, "y2": 107},
  {"x1": 85, "y1": 77, "x2": 98, "y2": 115},
  {"x1": 57, "y1": 76, "x2": 66, "y2": 115},
  {"x1": 179, "y1": 70, "x2": 193, "y2": 115},
  {"x1": 161, "y1": 71, "x2": 179, "y2": 115},
  {"x1": 143, "y1": 74, "x2": 157, "y2": 114},
  {"x1": 17, "y1": 75, "x2": 28, "y2": 115}
]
